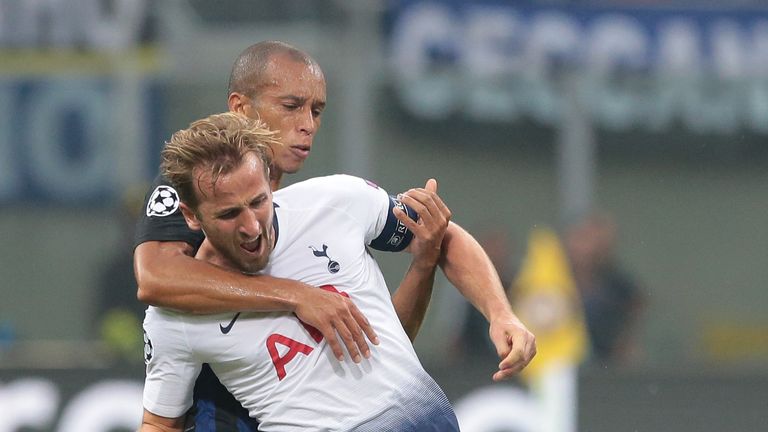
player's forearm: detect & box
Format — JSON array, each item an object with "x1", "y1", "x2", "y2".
[
  {"x1": 135, "y1": 242, "x2": 305, "y2": 314},
  {"x1": 391, "y1": 262, "x2": 437, "y2": 341},
  {"x1": 439, "y1": 222, "x2": 517, "y2": 322}
]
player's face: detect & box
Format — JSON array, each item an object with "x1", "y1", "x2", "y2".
[
  {"x1": 191, "y1": 152, "x2": 275, "y2": 274},
  {"x1": 241, "y1": 54, "x2": 326, "y2": 174}
]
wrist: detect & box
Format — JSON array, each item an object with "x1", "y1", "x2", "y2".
[
  {"x1": 485, "y1": 303, "x2": 518, "y2": 324},
  {"x1": 409, "y1": 253, "x2": 440, "y2": 273},
  {"x1": 409, "y1": 261, "x2": 438, "y2": 275},
  {"x1": 281, "y1": 282, "x2": 315, "y2": 312},
  {"x1": 245, "y1": 276, "x2": 309, "y2": 312}
]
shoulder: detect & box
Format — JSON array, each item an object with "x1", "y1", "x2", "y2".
[
  {"x1": 275, "y1": 175, "x2": 385, "y2": 205},
  {"x1": 279, "y1": 174, "x2": 375, "y2": 192},
  {"x1": 134, "y1": 174, "x2": 204, "y2": 248}
]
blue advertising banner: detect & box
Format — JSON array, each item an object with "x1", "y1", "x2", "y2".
[
  {"x1": 0, "y1": 76, "x2": 164, "y2": 204},
  {"x1": 385, "y1": 0, "x2": 768, "y2": 134},
  {"x1": 0, "y1": 0, "x2": 165, "y2": 204}
]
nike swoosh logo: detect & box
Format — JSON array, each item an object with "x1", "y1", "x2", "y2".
[{"x1": 219, "y1": 312, "x2": 241, "y2": 334}]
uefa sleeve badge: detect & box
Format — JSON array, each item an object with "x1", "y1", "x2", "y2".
[{"x1": 146, "y1": 185, "x2": 180, "y2": 217}]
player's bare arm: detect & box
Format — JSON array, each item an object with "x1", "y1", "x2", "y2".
[
  {"x1": 392, "y1": 179, "x2": 450, "y2": 341},
  {"x1": 135, "y1": 241, "x2": 378, "y2": 362},
  {"x1": 441, "y1": 223, "x2": 536, "y2": 381},
  {"x1": 396, "y1": 180, "x2": 537, "y2": 381},
  {"x1": 138, "y1": 409, "x2": 184, "y2": 432}
]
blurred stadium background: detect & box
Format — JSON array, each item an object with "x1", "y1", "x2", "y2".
[{"x1": 0, "y1": 0, "x2": 766, "y2": 430}]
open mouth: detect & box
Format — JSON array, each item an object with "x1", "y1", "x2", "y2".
[{"x1": 241, "y1": 236, "x2": 262, "y2": 253}]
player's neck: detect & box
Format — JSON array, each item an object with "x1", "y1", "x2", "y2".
[
  {"x1": 269, "y1": 169, "x2": 283, "y2": 191},
  {"x1": 196, "y1": 241, "x2": 230, "y2": 271}
]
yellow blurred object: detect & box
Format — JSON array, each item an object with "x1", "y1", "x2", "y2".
[
  {"x1": 100, "y1": 308, "x2": 143, "y2": 363},
  {"x1": 512, "y1": 227, "x2": 589, "y2": 381},
  {"x1": 701, "y1": 320, "x2": 768, "y2": 363}
]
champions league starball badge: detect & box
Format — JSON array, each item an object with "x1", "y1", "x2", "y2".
[
  {"x1": 143, "y1": 330, "x2": 153, "y2": 364},
  {"x1": 146, "y1": 185, "x2": 180, "y2": 217}
]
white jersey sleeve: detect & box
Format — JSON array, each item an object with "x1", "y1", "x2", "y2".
[{"x1": 142, "y1": 306, "x2": 202, "y2": 418}]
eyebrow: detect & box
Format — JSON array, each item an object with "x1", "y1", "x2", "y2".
[
  {"x1": 214, "y1": 205, "x2": 241, "y2": 218},
  {"x1": 280, "y1": 95, "x2": 326, "y2": 108},
  {"x1": 279, "y1": 95, "x2": 304, "y2": 103},
  {"x1": 214, "y1": 192, "x2": 268, "y2": 217}
]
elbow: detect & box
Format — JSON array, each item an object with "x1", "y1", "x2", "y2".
[
  {"x1": 136, "y1": 280, "x2": 156, "y2": 305},
  {"x1": 134, "y1": 241, "x2": 186, "y2": 307},
  {"x1": 135, "y1": 265, "x2": 162, "y2": 306}
]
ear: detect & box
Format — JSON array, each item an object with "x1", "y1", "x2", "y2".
[
  {"x1": 180, "y1": 203, "x2": 202, "y2": 231},
  {"x1": 228, "y1": 92, "x2": 247, "y2": 113}
]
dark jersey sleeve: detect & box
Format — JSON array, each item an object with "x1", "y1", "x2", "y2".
[
  {"x1": 368, "y1": 195, "x2": 419, "y2": 252},
  {"x1": 133, "y1": 175, "x2": 205, "y2": 249}
]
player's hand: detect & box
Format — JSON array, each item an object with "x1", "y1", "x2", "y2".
[
  {"x1": 293, "y1": 287, "x2": 379, "y2": 363},
  {"x1": 394, "y1": 178, "x2": 452, "y2": 269},
  {"x1": 488, "y1": 316, "x2": 536, "y2": 381}
]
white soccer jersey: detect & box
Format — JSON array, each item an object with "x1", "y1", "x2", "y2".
[{"x1": 143, "y1": 175, "x2": 458, "y2": 431}]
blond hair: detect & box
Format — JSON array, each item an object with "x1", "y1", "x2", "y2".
[{"x1": 161, "y1": 112, "x2": 280, "y2": 208}]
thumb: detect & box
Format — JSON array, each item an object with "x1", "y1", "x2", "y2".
[
  {"x1": 490, "y1": 328, "x2": 512, "y2": 360},
  {"x1": 425, "y1": 178, "x2": 438, "y2": 194}
]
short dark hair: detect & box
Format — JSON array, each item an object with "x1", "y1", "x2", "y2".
[{"x1": 227, "y1": 40, "x2": 320, "y2": 98}]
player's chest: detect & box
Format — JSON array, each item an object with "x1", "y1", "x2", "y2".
[
  {"x1": 212, "y1": 310, "x2": 338, "y2": 385},
  {"x1": 266, "y1": 230, "x2": 371, "y2": 290}
]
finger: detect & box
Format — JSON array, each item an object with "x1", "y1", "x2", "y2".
[
  {"x1": 499, "y1": 347, "x2": 524, "y2": 371},
  {"x1": 491, "y1": 331, "x2": 513, "y2": 361},
  {"x1": 321, "y1": 325, "x2": 345, "y2": 361},
  {"x1": 425, "y1": 178, "x2": 438, "y2": 194},
  {"x1": 430, "y1": 191, "x2": 451, "y2": 221},
  {"x1": 495, "y1": 345, "x2": 526, "y2": 381},
  {"x1": 399, "y1": 191, "x2": 445, "y2": 229},
  {"x1": 340, "y1": 299, "x2": 373, "y2": 358},
  {"x1": 334, "y1": 319, "x2": 363, "y2": 364},
  {"x1": 403, "y1": 187, "x2": 450, "y2": 222},
  {"x1": 393, "y1": 205, "x2": 426, "y2": 236},
  {"x1": 393, "y1": 204, "x2": 442, "y2": 243},
  {"x1": 420, "y1": 182, "x2": 451, "y2": 221},
  {"x1": 511, "y1": 331, "x2": 536, "y2": 365},
  {"x1": 343, "y1": 313, "x2": 371, "y2": 360},
  {"x1": 498, "y1": 330, "x2": 530, "y2": 369},
  {"x1": 399, "y1": 190, "x2": 436, "y2": 220},
  {"x1": 524, "y1": 337, "x2": 537, "y2": 364},
  {"x1": 350, "y1": 302, "x2": 379, "y2": 346},
  {"x1": 492, "y1": 363, "x2": 525, "y2": 381}
]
